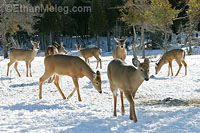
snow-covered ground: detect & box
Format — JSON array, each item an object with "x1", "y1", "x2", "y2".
[{"x1": 0, "y1": 49, "x2": 200, "y2": 132}]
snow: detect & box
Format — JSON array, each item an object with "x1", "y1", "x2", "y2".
[{"x1": 0, "y1": 48, "x2": 200, "y2": 132}]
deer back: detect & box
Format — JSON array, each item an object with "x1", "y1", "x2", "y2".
[{"x1": 44, "y1": 55, "x2": 92, "y2": 77}]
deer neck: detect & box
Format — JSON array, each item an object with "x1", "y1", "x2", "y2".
[
  {"x1": 31, "y1": 49, "x2": 38, "y2": 57},
  {"x1": 82, "y1": 65, "x2": 95, "y2": 81},
  {"x1": 157, "y1": 59, "x2": 166, "y2": 70}
]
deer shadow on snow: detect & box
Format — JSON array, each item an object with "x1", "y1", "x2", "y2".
[{"x1": 9, "y1": 81, "x2": 39, "y2": 88}]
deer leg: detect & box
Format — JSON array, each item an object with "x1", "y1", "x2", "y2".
[
  {"x1": 120, "y1": 91, "x2": 125, "y2": 115},
  {"x1": 168, "y1": 63, "x2": 171, "y2": 76},
  {"x1": 39, "y1": 71, "x2": 54, "y2": 99},
  {"x1": 7, "y1": 60, "x2": 15, "y2": 76},
  {"x1": 25, "y1": 61, "x2": 29, "y2": 77},
  {"x1": 182, "y1": 60, "x2": 187, "y2": 76},
  {"x1": 169, "y1": 61, "x2": 173, "y2": 76},
  {"x1": 94, "y1": 56, "x2": 99, "y2": 69},
  {"x1": 14, "y1": 62, "x2": 21, "y2": 77},
  {"x1": 110, "y1": 83, "x2": 117, "y2": 116},
  {"x1": 54, "y1": 75, "x2": 66, "y2": 100},
  {"x1": 29, "y1": 62, "x2": 32, "y2": 77},
  {"x1": 124, "y1": 92, "x2": 137, "y2": 122},
  {"x1": 175, "y1": 61, "x2": 182, "y2": 76},
  {"x1": 67, "y1": 77, "x2": 79, "y2": 100},
  {"x1": 95, "y1": 56, "x2": 102, "y2": 69},
  {"x1": 113, "y1": 93, "x2": 117, "y2": 117},
  {"x1": 73, "y1": 77, "x2": 81, "y2": 101}
]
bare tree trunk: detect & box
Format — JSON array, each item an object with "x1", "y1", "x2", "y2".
[
  {"x1": 10, "y1": 36, "x2": 19, "y2": 49},
  {"x1": 107, "y1": 32, "x2": 111, "y2": 52},
  {"x1": 132, "y1": 24, "x2": 137, "y2": 59},
  {"x1": 141, "y1": 26, "x2": 145, "y2": 58},
  {"x1": 2, "y1": 32, "x2": 8, "y2": 58}
]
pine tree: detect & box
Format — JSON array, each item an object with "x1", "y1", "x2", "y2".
[{"x1": 89, "y1": 0, "x2": 107, "y2": 47}]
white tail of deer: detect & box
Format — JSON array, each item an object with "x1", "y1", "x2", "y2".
[
  {"x1": 107, "y1": 58, "x2": 150, "y2": 122},
  {"x1": 74, "y1": 44, "x2": 102, "y2": 69},
  {"x1": 112, "y1": 38, "x2": 127, "y2": 61},
  {"x1": 39, "y1": 55, "x2": 102, "y2": 101},
  {"x1": 155, "y1": 49, "x2": 187, "y2": 76},
  {"x1": 7, "y1": 41, "x2": 40, "y2": 77}
]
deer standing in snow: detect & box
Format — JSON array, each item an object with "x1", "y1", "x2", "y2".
[
  {"x1": 112, "y1": 38, "x2": 127, "y2": 61},
  {"x1": 7, "y1": 41, "x2": 40, "y2": 77},
  {"x1": 107, "y1": 58, "x2": 150, "y2": 122},
  {"x1": 74, "y1": 44, "x2": 102, "y2": 69}
]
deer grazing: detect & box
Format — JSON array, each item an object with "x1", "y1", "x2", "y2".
[
  {"x1": 112, "y1": 38, "x2": 127, "y2": 61},
  {"x1": 45, "y1": 42, "x2": 67, "y2": 57},
  {"x1": 107, "y1": 58, "x2": 150, "y2": 122},
  {"x1": 155, "y1": 49, "x2": 187, "y2": 76},
  {"x1": 7, "y1": 41, "x2": 40, "y2": 77},
  {"x1": 39, "y1": 54, "x2": 102, "y2": 101},
  {"x1": 74, "y1": 44, "x2": 102, "y2": 69}
]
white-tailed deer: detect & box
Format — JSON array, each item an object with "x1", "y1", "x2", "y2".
[
  {"x1": 7, "y1": 41, "x2": 40, "y2": 77},
  {"x1": 39, "y1": 54, "x2": 102, "y2": 101},
  {"x1": 155, "y1": 49, "x2": 187, "y2": 76},
  {"x1": 54, "y1": 42, "x2": 68, "y2": 54},
  {"x1": 112, "y1": 38, "x2": 127, "y2": 61},
  {"x1": 74, "y1": 44, "x2": 102, "y2": 69},
  {"x1": 107, "y1": 58, "x2": 150, "y2": 122}
]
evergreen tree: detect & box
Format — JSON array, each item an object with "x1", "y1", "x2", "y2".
[{"x1": 89, "y1": 0, "x2": 107, "y2": 47}]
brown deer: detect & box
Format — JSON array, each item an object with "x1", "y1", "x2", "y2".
[
  {"x1": 155, "y1": 49, "x2": 187, "y2": 76},
  {"x1": 54, "y1": 42, "x2": 68, "y2": 54},
  {"x1": 39, "y1": 54, "x2": 102, "y2": 101},
  {"x1": 112, "y1": 38, "x2": 127, "y2": 61},
  {"x1": 45, "y1": 42, "x2": 67, "y2": 57},
  {"x1": 45, "y1": 45, "x2": 58, "y2": 57},
  {"x1": 7, "y1": 41, "x2": 40, "y2": 77},
  {"x1": 107, "y1": 58, "x2": 150, "y2": 122},
  {"x1": 74, "y1": 44, "x2": 102, "y2": 69}
]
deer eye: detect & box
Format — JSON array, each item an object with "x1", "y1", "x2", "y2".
[
  {"x1": 141, "y1": 69, "x2": 144, "y2": 72},
  {"x1": 96, "y1": 82, "x2": 99, "y2": 85}
]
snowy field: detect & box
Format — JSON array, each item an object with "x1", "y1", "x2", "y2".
[{"x1": 0, "y1": 49, "x2": 200, "y2": 132}]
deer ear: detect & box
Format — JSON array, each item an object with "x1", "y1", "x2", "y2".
[
  {"x1": 30, "y1": 41, "x2": 34, "y2": 45},
  {"x1": 132, "y1": 58, "x2": 140, "y2": 67},
  {"x1": 96, "y1": 70, "x2": 100, "y2": 75},
  {"x1": 114, "y1": 37, "x2": 119, "y2": 44}
]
